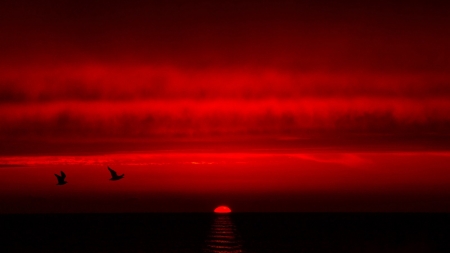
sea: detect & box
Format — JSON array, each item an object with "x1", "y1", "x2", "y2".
[{"x1": 1, "y1": 213, "x2": 448, "y2": 252}]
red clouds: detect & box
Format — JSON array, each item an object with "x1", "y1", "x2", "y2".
[
  {"x1": 1, "y1": 1, "x2": 450, "y2": 152},
  {"x1": 2, "y1": 66, "x2": 450, "y2": 101},
  {"x1": 1, "y1": 66, "x2": 450, "y2": 146},
  {"x1": 1, "y1": 97, "x2": 449, "y2": 139}
]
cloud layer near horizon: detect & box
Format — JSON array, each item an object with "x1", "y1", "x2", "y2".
[{"x1": 1, "y1": 66, "x2": 450, "y2": 142}]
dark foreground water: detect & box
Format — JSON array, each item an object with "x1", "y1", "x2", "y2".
[{"x1": 1, "y1": 213, "x2": 448, "y2": 253}]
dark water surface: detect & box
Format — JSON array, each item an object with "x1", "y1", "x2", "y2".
[{"x1": 1, "y1": 213, "x2": 448, "y2": 252}]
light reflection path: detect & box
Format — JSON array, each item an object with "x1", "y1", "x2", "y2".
[{"x1": 204, "y1": 214, "x2": 244, "y2": 253}]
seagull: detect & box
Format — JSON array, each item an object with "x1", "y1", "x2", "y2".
[
  {"x1": 108, "y1": 166, "x2": 124, "y2": 181},
  {"x1": 54, "y1": 171, "x2": 67, "y2": 185}
]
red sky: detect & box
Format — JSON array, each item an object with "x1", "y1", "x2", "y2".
[
  {"x1": 1, "y1": 0, "x2": 450, "y2": 212},
  {"x1": 1, "y1": 152, "x2": 450, "y2": 212}
]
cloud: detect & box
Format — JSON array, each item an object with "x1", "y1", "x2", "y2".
[
  {"x1": 0, "y1": 98, "x2": 449, "y2": 141},
  {"x1": 1, "y1": 66, "x2": 450, "y2": 145},
  {"x1": 1, "y1": 66, "x2": 450, "y2": 103},
  {"x1": 290, "y1": 153, "x2": 367, "y2": 167}
]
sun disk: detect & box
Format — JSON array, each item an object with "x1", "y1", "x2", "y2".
[{"x1": 214, "y1": 205, "x2": 231, "y2": 213}]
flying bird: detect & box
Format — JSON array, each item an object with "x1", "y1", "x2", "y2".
[
  {"x1": 108, "y1": 166, "x2": 124, "y2": 181},
  {"x1": 54, "y1": 171, "x2": 67, "y2": 185}
]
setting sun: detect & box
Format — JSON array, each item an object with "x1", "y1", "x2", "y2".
[{"x1": 214, "y1": 206, "x2": 232, "y2": 213}]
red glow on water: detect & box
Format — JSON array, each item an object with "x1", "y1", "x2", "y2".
[{"x1": 214, "y1": 206, "x2": 232, "y2": 213}]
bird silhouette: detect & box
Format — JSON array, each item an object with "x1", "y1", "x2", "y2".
[
  {"x1": 108, "y1": 166, "x2": 124, "y2": 181},
  {"x1": 54, "y1": 171, "x2": 67, "y2": 185}
]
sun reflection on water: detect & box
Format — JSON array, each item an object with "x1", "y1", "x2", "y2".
[{"x1": 204, "y1": 213, "x2": 244, "y2": 253}]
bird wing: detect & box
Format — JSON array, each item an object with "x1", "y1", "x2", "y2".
[
  {"x1": 54, "y1": 174, "x2": 62, "y2": 180},
  {"x1": 108, "y1": 167, "x2": 118, "y2": 177},
  {"x1": 60, "y1": 171, "x2": 66, "y2": 179}
]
